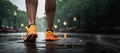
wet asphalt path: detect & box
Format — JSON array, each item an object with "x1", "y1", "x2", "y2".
[{"x1": 0, "y1": 32, "x2": 120, "y2": 53}]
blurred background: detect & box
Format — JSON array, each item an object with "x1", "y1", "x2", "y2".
[{"x1": 0, "y1": 0, "x2": 120, "y2": 34}]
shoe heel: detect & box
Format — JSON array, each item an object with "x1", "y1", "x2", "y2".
[
  {"x1": 32, "y1": 34, "x2": 37, "y2": 41},
  {"x1": 24, "y1": 34, "x2": 37, "y2": 42}
]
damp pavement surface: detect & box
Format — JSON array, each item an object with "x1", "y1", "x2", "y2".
[{"x1": 0, "y1": 32, "x2": 120, "y2": 53}]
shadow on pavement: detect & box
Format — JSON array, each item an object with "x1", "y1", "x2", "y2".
[{"x1": 24, "y1": 42, "x2": 37, "y2": 53}]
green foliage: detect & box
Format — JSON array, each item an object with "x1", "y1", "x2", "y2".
[
  {"x1": 0, "y1": 0, "x2": 17, "y2": 18},
  {"x1": 55, "y1": 0, "x2": 120, "y2": 31},
  {"x1": 0, "y1": 0, "x2": 28, "y2": 31},
  {"x1": 16, "y1": 10, "x2": 28, "y2": 28},
  {"x1": 0, "y1": 0, "x2": 17, "y2": 25}
]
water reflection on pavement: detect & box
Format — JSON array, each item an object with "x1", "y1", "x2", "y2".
[
  {"x1": 0, "y1": 32, "x2": 120, "y2": 53},
  {"x1": 24, "y1": 42, "x2": 37, "y2": 53}
]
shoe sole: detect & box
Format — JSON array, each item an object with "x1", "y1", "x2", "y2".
[
  {"x1": 46, "y1": 37, "x2": 58, "y2": 41},
  {"x1": 24, "y1": 34, "x2": 37, "y2": 42}
]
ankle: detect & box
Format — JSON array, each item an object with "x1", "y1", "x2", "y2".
[
  {"x1": 28, "y1": 23, "x2": 36, "y2": 28},
  {"x1": 46, "y1": 29, "x2": 54, "y2": 32}
]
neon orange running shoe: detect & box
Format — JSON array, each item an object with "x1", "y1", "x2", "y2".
[
  {"x1": 46, "y1": 29, "x2": 58, "y2": 41},
  {"x1": 24, "y1": 24, "x2": 38, "y2": 42}
]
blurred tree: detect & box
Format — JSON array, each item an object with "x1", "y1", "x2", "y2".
[
  {"x1": 0, "y1": 0, "x2": 29, "y2": 32},
  {"x1": 16, "y1": 10, "x2": 28, "y2": 29},
  {"x1": 0, "y1": 0, "x2": 17, "y2": 26},
  {"x1": 55, "y1": 0, "x2": 120, "y2": 33}
]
